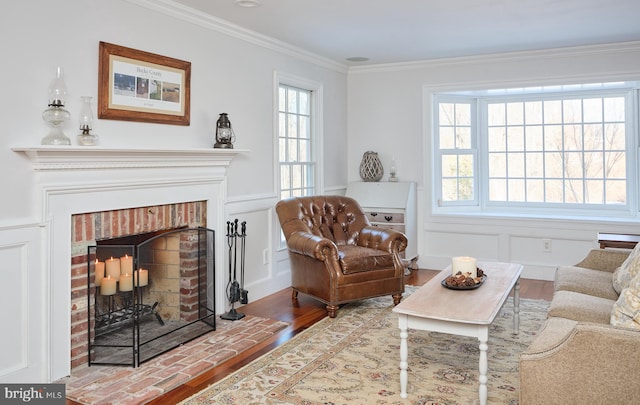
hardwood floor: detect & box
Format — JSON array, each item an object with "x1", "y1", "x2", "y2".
[{"x1": 68, "y1": 270, "x2": 554, "y2": 405}]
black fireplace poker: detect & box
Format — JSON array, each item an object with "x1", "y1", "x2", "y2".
[{"x1": 221, "y1": 219, "x2": 248, "y2": 321}]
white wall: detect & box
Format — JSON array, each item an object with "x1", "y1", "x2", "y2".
[
  {"x1": 0, "y1": 0, "x2": 347, "y2": 382},
  {"x1": 0, "y1": 0, "x2": 348, "y2": 295},
  {"x1": 348, "y1": 42, "x2": 640, "y2": 279}
]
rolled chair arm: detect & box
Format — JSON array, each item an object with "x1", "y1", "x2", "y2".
[
  {"x1": 358, "y1": 226, "x2": 408, "y2": 253},
  {"x1": 286, "y1": 231, "x2": 339, "y2": 262},
  {"x1": 573, "y1": 248, "x2": 631, "y2": 272}
]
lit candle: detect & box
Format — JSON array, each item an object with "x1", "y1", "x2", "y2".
[
  {"x1": 120, "y1": 254, "x2": 133, "y2": 276},
  {"x1": 119, "y1": 273, "x2": 133, "y2": 292},
  {"x1": 452, "y1": 256, "x2": 477, "y2": 278},
  {"x1": 134, "y1": 268, "x2": 149, "y2": 287},
  {"x1": 94, "y1": 259, "x2": 105, "y2": 287},
  {"x1": 100, "y1": 275, "x2": 117, "y2": 295},
  {"x1": 106, "y1": 257, "x2": 120, "y2": 281}
]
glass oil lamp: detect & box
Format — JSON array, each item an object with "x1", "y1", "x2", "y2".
[
  {"x1": 77, "y1": 96, "x2": 98, "y2": 146},
  {"x1": 41, "y1": 67, "x2": 71, "y2": 145}
]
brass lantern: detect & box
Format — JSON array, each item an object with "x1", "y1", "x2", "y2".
[{"x1": 214, "y1": 113, "x2": 235, "y2": 149}]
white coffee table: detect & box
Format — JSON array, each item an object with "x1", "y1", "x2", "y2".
[{"x1": 392, "y1": 262, "x2": 522, "y2": 405}]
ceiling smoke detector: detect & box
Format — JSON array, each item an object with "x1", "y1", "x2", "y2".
[{"x1": 235, "y1": 0, "x2": 261, "y2": 7}]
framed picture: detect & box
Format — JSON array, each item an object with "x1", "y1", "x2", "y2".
[{"x1": 98, "y1": 41, "x2": 191, "y2": 125}]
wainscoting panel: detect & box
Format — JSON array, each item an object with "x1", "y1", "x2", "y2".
[
  {"x1": 0, "y1": 222, "x2": 45, "y2": 383},
  {"x1": 226, "y1": 195, "x2": 291, "y2": 307},
  {"x1": 420, "y1": 224, "x2": 601, "y2": 281}
]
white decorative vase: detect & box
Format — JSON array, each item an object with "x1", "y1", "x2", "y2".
[{"x1": 359, "y1": 151, "x2": 384, "y2": 182}]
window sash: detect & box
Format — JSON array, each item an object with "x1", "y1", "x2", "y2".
[
  {"x1": 278, "y1": 84, "x2": 314, "y2": 200},
  {"x1": 435, "y1": 96, "x2": 478, "y2": 207}
]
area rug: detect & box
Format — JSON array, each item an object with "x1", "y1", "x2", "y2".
[
  {"x1": 61, "y1": 315, "x2": 289, "y2": 405},
  {"x1": 180, "y1": 289, "x2": 548, "y2": 405}
]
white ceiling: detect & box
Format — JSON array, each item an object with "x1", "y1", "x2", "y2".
[{"x1": 174, "y1": 0, "x2": 640, "y2": 65}]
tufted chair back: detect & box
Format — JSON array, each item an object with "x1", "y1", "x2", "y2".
[{"x1": 277, "y1": 195, "x2": 370, "y2": 246}]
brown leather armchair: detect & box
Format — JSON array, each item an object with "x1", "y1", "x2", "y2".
[{"x1": 275, "y1": 195, "x2": 408, "y2": 318}]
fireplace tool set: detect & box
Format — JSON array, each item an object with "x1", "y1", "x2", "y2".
[{"x1": 221, "y1": 219, "x2": 249, "y2": 320}]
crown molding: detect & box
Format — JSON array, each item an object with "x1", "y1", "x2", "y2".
[
  {"x1": 349, "y1": 41, "x2": 640, "y2": 74},
  {"x1": 125, "y1": 0, "x2": 348, "y2": 74}
]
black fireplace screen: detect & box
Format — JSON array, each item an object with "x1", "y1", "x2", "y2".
[{"x1": 87, "y1": 227, "x2": 216, "y2": 367}]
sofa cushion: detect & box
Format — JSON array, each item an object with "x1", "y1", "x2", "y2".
[
  {"x1": 338, "y1": 245, "x2": 395, "y2": 274},
  {"x1": 554, "y1": 265, "x2": 619, "y2": 300},
  {"x1": 548, "y1": 290, "x2": 615, "y2": 324},
  {"x1": 611, "y1": 272, "x2": 640, "y2": 330},
  {"x1": 612, "y1": 243, "x2": 640, "y2": 294}
]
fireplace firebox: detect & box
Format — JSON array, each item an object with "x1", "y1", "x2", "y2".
[{"x1": 87, "y1": 227, "x2": 216, "y2": 367}]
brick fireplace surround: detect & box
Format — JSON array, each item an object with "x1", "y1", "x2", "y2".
[
  {"x1": 70, "y1": 201, "x2": 206, "y2": 370},
  {"x1": 12, "y1": 146, "x2": 243, "y2": 382}
]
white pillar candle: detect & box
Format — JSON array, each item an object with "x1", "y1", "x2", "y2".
[
  {"x1": 120, "y1": 254, "x2": 133, "y2": 276},
  {"x1": 106, "y1": 257, "x2": 120, "y2": 281},
  {"x1": 452, "y1": 256, "x2": 477, "y2": 278},
  {"x1": 94, "y1": 259, "x2": 105, "y2": 287},
  {"x1": 119, "y1": 273, "x2": 133, "y2": 292},
  {"x1": 134, "y1": 268, "x2": 149, "y2": 287},
  {"x1": 100, "y1": 275, "x2": 117, "y2": 295}
]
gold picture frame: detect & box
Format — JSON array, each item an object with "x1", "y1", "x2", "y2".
[{"x1": 98, "y1": 41, "x2": 191, "y2": 125}]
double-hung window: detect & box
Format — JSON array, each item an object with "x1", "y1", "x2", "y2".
[
  {"x1": 434, "y1": 83, "x2": 638, "y2": 217},
  {"x1": 276, "y1": 76, "x2": 322, "y2": 248},
  {"x1": 278, "y1": 84, "x2": 315, "y2": 199}
]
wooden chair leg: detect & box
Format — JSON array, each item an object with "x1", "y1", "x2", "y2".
[
  {"x1": 392, "y1": 293, "x2": 402, "y2": 306},
  {"x1": 326, "y1": 304, "x2": 339, "y2": 318}
]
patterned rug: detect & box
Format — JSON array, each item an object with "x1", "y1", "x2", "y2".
[{"x1": 180, "y1": 288, "x2": 549, "y2": 405}]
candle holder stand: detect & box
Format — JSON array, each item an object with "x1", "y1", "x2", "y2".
[{"x1": 93, "y1": 288, "x2": 164, "y2": 336}]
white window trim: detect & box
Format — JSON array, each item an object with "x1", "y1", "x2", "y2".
[
  {"x1": 427, "y1": 82, "x2": 640, "y2": 221},
  {"x1": 273, "y1": 71, "x2": 324, "y2": 250},
  {"x1": 433, "y1": 94, "x2": 479, "y2": 208},
  {"x1": 273, "y1": 71, "x2": 324, "y2": 197}
]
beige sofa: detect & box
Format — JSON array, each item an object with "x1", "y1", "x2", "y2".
[{"x1": 519, "y1": 245, "x2": 640, "y2": 404}]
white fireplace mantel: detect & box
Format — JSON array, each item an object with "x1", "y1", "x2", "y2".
[
  {"x1": 11, "y1": 145, "x2": 248, "y2": 382},
  {"x1": 11, "y1": 146, "x2": 249, "y2": 171}
]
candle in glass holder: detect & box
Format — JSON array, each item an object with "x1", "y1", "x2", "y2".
[
  {"x1": 134, "y1": 268, "x2": 149, "y2": 287},
  {"x1": 94, "y1": 259, "x2": 105, "y2": 286},
  {"x1": 119, "y1": 273, "x2": 133, "y2": 292},
  {"x1": 452, "y1": 256, "x2": 477, "y2": 278},
  {"x1": 100, "y1": 275, "x2": 117, "y2": 295},
  {"x1": 106, "y1": 257, "x2": 120, "y2": 281}
]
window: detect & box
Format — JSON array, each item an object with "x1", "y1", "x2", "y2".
[
  {"x1": 434, "y1": 83, "x2": 638, "y2": 217},
  {"x1": 437, "y1": 99, "x2": 477, "y2": 204},
  {"x1": 278, "y1": 84, "x2": 315, "y2": 199},
  {"x1": 276, "y1": 75, "x2": 322, "y2": 247}
]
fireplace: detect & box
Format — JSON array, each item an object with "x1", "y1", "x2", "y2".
[
  {"x1": 85, "y1": 226, "x2": 216, "y2": 367},
  {"x1": 70, "y1": 202, "x2": 214, "y2": 369},
  {"x1": 13, "y1": 146, "x2": 243, "y2": 380}
]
